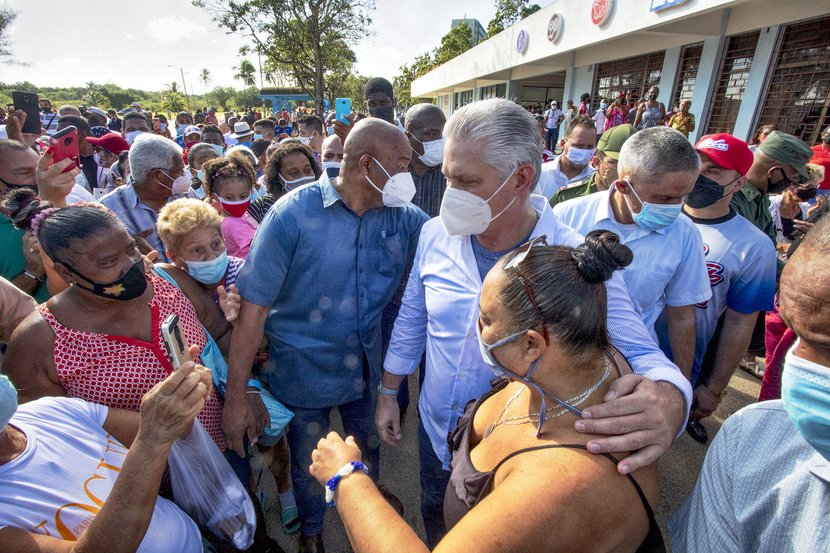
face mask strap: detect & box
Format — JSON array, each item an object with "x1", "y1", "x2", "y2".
[{"x1": 486, "y1": 167, "x2": 517, "y2": 203}]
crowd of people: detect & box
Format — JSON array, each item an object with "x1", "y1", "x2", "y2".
[{"x1": 0, "y1": 71, "x2": 829, "y2": 553}]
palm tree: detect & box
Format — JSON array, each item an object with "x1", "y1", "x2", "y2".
[
  {"x1": 199, "y1": 68, "x2": 212, "y2": 95},
  {"x1": 233, "y1": 60, "x2": 257, "y2": 88}
]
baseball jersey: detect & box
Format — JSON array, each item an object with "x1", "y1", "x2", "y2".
[{"x1": 683, "y1": 210, "x2": 776, "y2": 380}]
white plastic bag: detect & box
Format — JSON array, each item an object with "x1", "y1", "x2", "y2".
[{"x1": 168, "y1": 419, "x2": 256, "y2": 549}]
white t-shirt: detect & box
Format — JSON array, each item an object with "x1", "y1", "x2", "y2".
[
  {"x1": 768, "y1": 193, "x2": 809, "y2": 243},
  {"x1": 593, "y1": 110, "x2": 607, "y2": 134},
  {"x1": 0, "y1": 397, "x2": 201, "y2": 553},
  {"x1": 553, "y1": 188, "x2": 711, "y2": 336}
]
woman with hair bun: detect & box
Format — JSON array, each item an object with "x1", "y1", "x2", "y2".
[{"x1": 308, "y1": 230, "x2": 664, "y2": 553}]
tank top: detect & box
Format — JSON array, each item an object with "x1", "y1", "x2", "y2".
[
  {"x1": 444, "y1": 378, "x2": 665, "y2": 552},
  {"x1": 38, "y1": 272, "x2": 226, "y2": 450},
  {"x1": 639, "y1": 104, "x2": 663, "y2": 129}
]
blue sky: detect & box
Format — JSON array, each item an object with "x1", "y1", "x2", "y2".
[{"x1": 2, "y1": 0, "x2": 501, "y2": 91}]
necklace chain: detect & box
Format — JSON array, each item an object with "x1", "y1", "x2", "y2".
[{"x1": 484, "y1": 359, "x2": 612, "y2": 439}]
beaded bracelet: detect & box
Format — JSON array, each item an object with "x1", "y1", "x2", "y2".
[{"x1": 325, "y1": 461, "x2": 368, "y2": 507}]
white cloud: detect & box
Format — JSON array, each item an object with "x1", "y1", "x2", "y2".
[{"x1": 145, "y1": 16, "x2": 206, "y2": 43}]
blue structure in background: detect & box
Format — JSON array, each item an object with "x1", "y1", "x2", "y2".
[{"x1": 258, "y1": 87, "x2": 314, "y2": 115}]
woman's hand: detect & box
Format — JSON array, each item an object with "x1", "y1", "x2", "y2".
[
  {"x1": 310, "y1": 432, "x2": 363, "y2": 486},
  {"x1": 36, "y1": 149, "x2": 79, "y2": 208},
  {"x1": 137, "y1": 346, "x2": 212, "y2": 445},
  {"x1": 217, "y1": 283, "x2": 241, "y2": 322}
]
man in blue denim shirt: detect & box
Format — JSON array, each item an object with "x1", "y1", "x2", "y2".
[{"x1": 225, "y1": 118, "x2": 428, "y2": 552}]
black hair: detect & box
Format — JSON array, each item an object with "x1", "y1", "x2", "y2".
[
  {"x1": 263, "y1": 141, "x2": 321, "y2": 197},
  {"x1": 201, "y1": 124, "x2": 223, "y2": 138},
  {"x1": 564, "y1": 114, "x2": 596, "y2": 138},
  {"x1": 123, "y1": 111, "x2": 152, "y2": 129},
  {"x1": 364, "y1": 77, "x2": 394, "y2": 100},
  {"x1": 114, "y1": 151, "x2": 130, "y2": 178},
  {"x1": 298, "y1": 114, "x2": 323, "y2": 134},
  {"x1": 254, "y1": 119, "x2": 275, "y2": 131},
  {"x1": 498, "y1": 230, "x2": 632, "y2": 355},
  {"x1": 202, "y1": 153, "x2": 256, "y2": 198},
  {"x1": 250, "y1": 138, "x2": 271, "y2": 158},
  {"x1": 57, "y1": 115, "x2": 91, "y2": 136},
  {"x1": 3, "y1": 188, "x2": 124, "y2": 261}
]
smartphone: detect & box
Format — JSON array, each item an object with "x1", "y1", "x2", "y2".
[
  {"x1": 161, "y1": 314, "x2": 193, "y2": 370},
  {"x1": 335, "y1": 98, "x2": 351, "y2": 124},
  {"x1": 12, "y1": 91, "x2": 42, "y2": 134},
  {"x1": 49, "y1": 126, "x2": 80, "y2": 172}
]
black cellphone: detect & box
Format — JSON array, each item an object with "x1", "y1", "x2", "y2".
[{"x1": 12, "y1": 91, "x2": 42, "y2": 134}]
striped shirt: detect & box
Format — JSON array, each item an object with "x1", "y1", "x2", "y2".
[{"x1": 412, "y1": 165, "x2": 446, "y2": 219}]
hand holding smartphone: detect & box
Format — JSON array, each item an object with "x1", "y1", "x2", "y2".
[
  {"x1": 12, "y1": 91, "x2": 43, "y2": 135},
  {"x1": 161, "y1": 314, "x2": 194, "y2": 370},
  {"x1": 49, "y1": 126, "x2": 80, "y2": 173},
  {"x1": 335, "y1": 98, "x2": 351, "y2": 124}
]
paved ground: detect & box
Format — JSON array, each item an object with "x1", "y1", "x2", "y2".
[{"x1": 257, "y1": 369, "x2": 763, "y2": 553}]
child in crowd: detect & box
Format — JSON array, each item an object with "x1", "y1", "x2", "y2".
[{"x1": 202, "y1": 152, "x2": 259, "y2": 258}]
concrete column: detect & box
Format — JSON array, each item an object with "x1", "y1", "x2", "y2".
[
  {"x1": 506, "y1": 79, "x2": 520, "y2": 103},
  {"x1": 732, "y1": 25, "x2": 781, "y2": 141},
  {"x1": 659, "y1": 46, "x2": 682, "y2": 108},
  {"x1": 688, "y1": 9, "x2": 733, "y2": 145}
]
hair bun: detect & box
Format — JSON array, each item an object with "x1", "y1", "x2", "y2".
[
  {"x1": 1, "y1": 187, "x2": 48, "y2": 230},
  {"x1": 571, "y1": 230, "x2": 633, "y2": 283}
]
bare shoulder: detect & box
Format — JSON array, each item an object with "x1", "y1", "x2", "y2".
[{"x1": 4, "y1": 307, "x2": 63, "y2": 402}]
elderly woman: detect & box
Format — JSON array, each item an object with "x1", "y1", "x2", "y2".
[
  {"x1": 311, "y1": 231, "x2": 662, "y2": 552},
  {"x1": 247, "y1": 140, "x2": 321, "y2": 223},
  {"x1": 3, "y1": 199, "x2": 231, "y2": 450},
  {"x1": 0, "y1": 365, "x2": 210, "y2": 553},
  {"x1": 186, "y1": 142, "x2": 220, "y2": 198},
  {"x1": 668, "y1": 100, "x2": 695, "y2": 137}
]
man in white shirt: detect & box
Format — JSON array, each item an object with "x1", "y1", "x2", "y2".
[
  {"x1": 542, "y1": 100, "x2": 563, "y2": 152},
  {"x1": 376, "y1": 99, "x2": 692, "y2": 547},
  {"x1": 553, "y1": 126, "x2": 710, "y2": 380},
  {"x1": 671, "y1": 134, "x2": 776, "y2": 443},
  {"x1": 534, "y1": 114, "x2": 597, "y2": 200}
]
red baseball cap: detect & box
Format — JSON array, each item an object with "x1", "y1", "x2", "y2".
[
  {"x1": 85, "y1": 133, "x2": 130, "y2": 154},
  {"x1": 694, "y1": 133, "x2": 753, "y2": 176}
]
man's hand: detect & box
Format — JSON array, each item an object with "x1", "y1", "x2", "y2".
[
  {"x1": 217, "y1": 284, "x2": 241, "y2": 322},
  {"x1": 23, "y1": 231, "x2": 46, "y2": 278},
  {"x1": 793, "y1": 220, "x2": 815, "y2": 234},
  {"x1": 246, "y1": 389, "x2": 270, "y2": 440},
  {"x1": 333, "y1": 115, "x2": 354, "y2": 144},
  {"x1": 310, "y1": 432, "x2": 363, "y2": 487},
  {"x1": 222, "y1": 389, "x2": 256, "y2": 457},
  {"x1": 691, "y1": 385, "x2": 721, "y2": 420},
  {"x1": 36, "y1": 149, "x2": 79, "y2": 207},
  {"x1": 575, "y1": 376, "x2": 686, "y2": 474},
  {"x1": 375, "y1": 393, "x2": 402, "y2": 446},
  {"x1": 5, "y1": 109, "x2": 41, "y2": 147},
  {"x1": 138, "y1": 349, "x2": 212, "y2": 445}
]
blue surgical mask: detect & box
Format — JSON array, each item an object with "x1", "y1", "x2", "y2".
[
  {"x1": 253, "y1": 133, "x2": 264, "y2": 141},
  {"x1": 600, "y1": 102, "x2": 608, "y2": 110},
  {"x1": 209, "y1": 144, "x2": 225, "y2": 156},
  {"x1": 186, "y1": 250, "x2": 230, "y2": 285},
  {"x1": 475, "y1": 323, "x2": 581, "y2": 436},
  {"x1": 782, "y1": 347, "x2": 830, "y2": 462},
  {"x1": 625, "y1": 180, "x2": 683, "y2": 231},
  {"x1": 0, "y1": 374, "x2": 18, "y2": 428}
]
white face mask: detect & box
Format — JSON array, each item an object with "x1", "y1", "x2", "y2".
[
  {"x1": 124, "y1": 130, "x2": 145, "y2": 145},
  {"x1": 565, "y1": 145, "x2": 595, "y2": 167},
  {"x1": 412, "y1": 137, "x2": 444, "y2": 167},
  {"x1": 439, "y1": 167, "x2": 517, "y2": 236},
  {"x1": 298, "y1": 136, "x2": 312, "y2": 146},
  {"x1": 322, "y1": 161, "x2": 341, "y2": 172},
  {"x1": 281, "y1": 175, "x2": 316, "y2": 191},
  {"x1": 365, "y1": 158, "x2": 416, "y2": 208},
  {"x1": 159, "y1": 170, "x2": 192, "y2": 195},
  {"x1": 93, "y1": 151, "x2": 110, "y2": 168}
]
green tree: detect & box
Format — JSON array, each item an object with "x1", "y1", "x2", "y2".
[
  {"x1": 82, "y1": 88, "x2": 109, "y2": 108},
  {"x1": 209, "y1": 86, "x2": 235, "y2": 111},
  {"x1": 486, "y1": 0, "x2": 541, "y2": 37},
  {"x1": 162, "y1": 91, "x2": 187, "y2": 112},
  {"x1": 165, "y1": 81, "x2": 180, "y2": 94},
  {"x1": 234, "y1": 87, "x2": 261, "y2": 110},
  {"x1": 199, "y1": 68, "x2": 212, "y2": 95},
  {"x1": 0, "y1": 7, "x2": 17, "y2": 63},
  {"x1": 233, "y1": 59, "x2": 257, "y2": 88},
  {"x1": 394, "y1": 52, "x2": 435, "y2": 108},
  {"x1": 194, "y1": 0, "x2": 373, "y2": 115},
  {"x1": 433, "y1": 23, "x2": 473, "y2": 66}
]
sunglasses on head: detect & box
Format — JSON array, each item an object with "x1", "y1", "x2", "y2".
[{"x1": 503, "y1": 235, "x2": 550, "y2": 346}]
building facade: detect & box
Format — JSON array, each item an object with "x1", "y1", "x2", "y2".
[
  {"x1": 413, "y1": 0, "x2": 830, "y2": 145},
  {"x1": 451, "y1": 18, "x2": 488, "y2": 46}
]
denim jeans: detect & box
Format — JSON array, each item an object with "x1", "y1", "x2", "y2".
[
  {"x1": 545, "y1": 128, "x2": 560, "y2": 152},
  {"x1": 286, "y1": 391, "x2": 381, "y2": 537},
  {"x1": 418, "y1": 419, "x2": 451, "y2": 548}
]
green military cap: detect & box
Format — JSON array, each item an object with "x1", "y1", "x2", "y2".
[
  {"x1": 758, "y1": 131, "x2": 813, "y2": 180},
  {"x1": 597, "y1": 124, "x2": 637, "y2": 160}
]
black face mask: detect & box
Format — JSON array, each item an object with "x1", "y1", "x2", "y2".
[
  {"x1": 61, "y1": 258, "x2": 147, "y2": 301},
  {"x1": 796, "y1": 187, "x2": 819, "y2": 201},
  {"x1": 768, "y1": 168, "x2": 794, "y2": 195},
  {"x1": 0, "y1": 176, "x2": 37, "y2": 195},
  {"x1": 369, "y1": 106, "x2": 395, "y2": 124},
  {"x1": 684, "y1": 173, "x2": 729, "y2": 208},
  {"x1": 649, "y1": 94, "x2": 658, "y2": 100}
]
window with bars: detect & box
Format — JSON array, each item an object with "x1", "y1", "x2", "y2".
[
  {"x1": 592, "y1": 52, "x2": 665, "y2": 108},
  {"x1": 756, "y1": 16, "x2": 830, "y2": 145},
  {"x1": 672, "y1": 43, "x2": 704, "y2": 109},
  {"x1": 704, "y1": 31, "x2": 761, "y2": 135}
]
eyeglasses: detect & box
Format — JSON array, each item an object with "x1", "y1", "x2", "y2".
[{"x1": 503, "y1": 235, "x2": 550, "y2": 345}]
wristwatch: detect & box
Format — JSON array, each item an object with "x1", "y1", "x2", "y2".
[
  {"x1": 708, "y1": 386, "x2": 728, "y2": 399},
  {"x1": 378, "y1": 383, "x2": 399, "y2": 396}
]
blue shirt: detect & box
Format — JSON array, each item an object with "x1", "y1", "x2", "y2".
[
  {"x1": 385, "y1": 195, "x2": 693, "y2": 468},
  {"x1": 236, "y1": 178, "x2": 428, "y2": 408}
]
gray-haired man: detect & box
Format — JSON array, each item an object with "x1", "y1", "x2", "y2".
[{"x1": 376, "y1": 99, "x2": 693, "y2": 547}]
